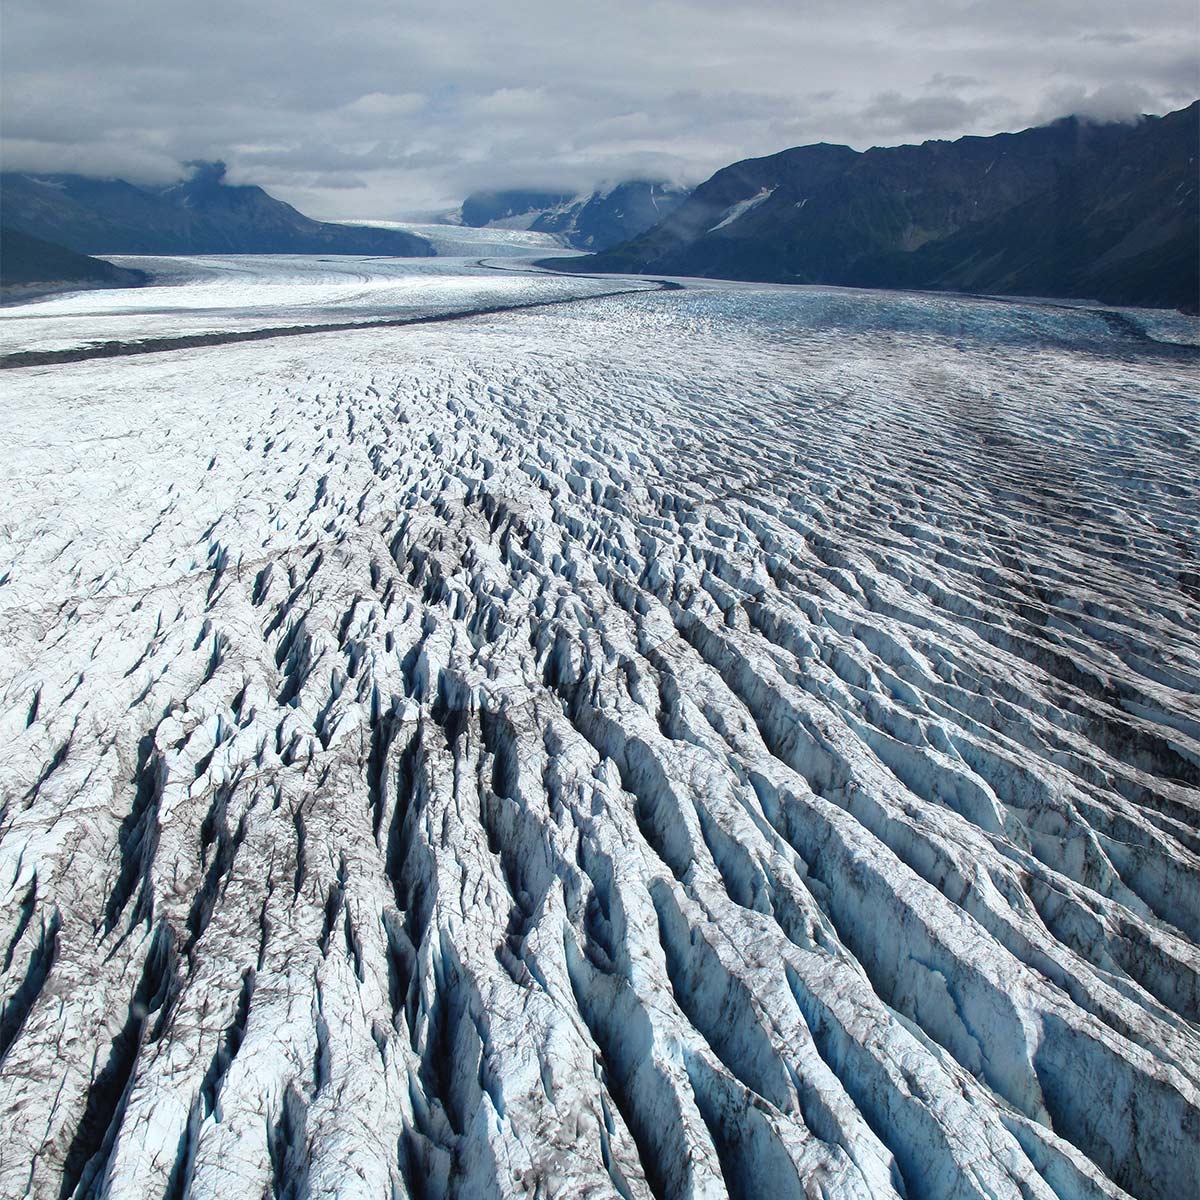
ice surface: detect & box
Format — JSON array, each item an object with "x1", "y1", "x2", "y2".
[
  {"x1": 0, "y1": 264, "x2": 1197, "y2": 1200},
  {"x1": 343, "y1": 221, "x2": 573, "y2": 258},
  {"x1": 0, "y1": 249, "x2": 623, "y2": 357}
]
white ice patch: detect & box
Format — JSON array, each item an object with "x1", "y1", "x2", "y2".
[
  {"x1": 709, "y1": 186, "x2": 776, "y2": 232},
  {"x1": 343, "y1": 219, "x2": 570, "y2": 257},
  {"x1": 0, "y1": 252, "x2": 629, "y2": 356}
]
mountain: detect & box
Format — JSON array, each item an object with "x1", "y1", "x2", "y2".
[
  {"x1": 0, "y1": 226, "x2": 147, "y2": 300},
  {"x1": 457, "y1": 180, "x2": 690, "y2": 250},
  {"x1": 568, "y1": 102, "x2": 1199, "y2": 310},
  {"x1": 0, "y1": 161, "x2": 433, "y2": 257},
  {"x1": 459, "y1": 188, "x2": 574, "y2": 229}
]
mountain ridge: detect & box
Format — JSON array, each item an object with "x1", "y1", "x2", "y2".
[
  {"x1": 0, "y1": 226, "x2": 148, "y2": 301},
  {"x1": 558, "y1": 103, "x2": 1199, "y2": 310},
  {"x1": 0, "y1": 161, "x2": 434, "y2": 258},
  {"x1": 456, "y1": 180, "x2": 690, "y2": 250}
]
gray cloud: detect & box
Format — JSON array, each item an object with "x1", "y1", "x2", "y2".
[
  {"x1": 923, "y1": 73, "x2": 984, "y2": 90},
  {"x1": 1, "y1": 0, "x2": 1196, "y2": 218},
  {"x1": 1036, "y1": 81, "x2": 1160, "y2": 123},
  {"x1": 1079, "y1": 31, "x2": 1142, "y2": 46},
  {"x1": 856, "y1": 91, "x2": 998, "y2": 135}
]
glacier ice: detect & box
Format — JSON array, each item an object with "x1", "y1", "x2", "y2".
[{"x1": 0, "y1": 272, "x2": 1197, "y2": 1199}]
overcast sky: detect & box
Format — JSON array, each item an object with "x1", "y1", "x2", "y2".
[{"x1": 2, "y1": 0, "x2": 1197, "y2": 219}]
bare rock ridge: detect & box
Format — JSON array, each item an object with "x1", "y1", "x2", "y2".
[{"x1": 0, "y1": 282, "x2": 1197, "y2": 1198}]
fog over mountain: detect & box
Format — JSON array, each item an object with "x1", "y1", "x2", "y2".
[{"x1": 2, "y1": 0, "x2": 1196, "y2": 218}]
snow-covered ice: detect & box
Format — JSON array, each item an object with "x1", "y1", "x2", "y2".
[
  {"x1": 345, "y1": 221, "x2": 571, "y2": 257},
  {"x1": 0, "y1": 260, "x2": 1197, "y2": 1200},
  {"x1": 0, "y1": 236, "x2": 612, "y2": 358}
]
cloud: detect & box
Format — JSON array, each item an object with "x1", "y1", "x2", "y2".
[
  {"x1": 856, "y1": 91, "x2": 997, "y2": 135},
  {"x1": 338, "y1": 93, "x2": 427, "y2": 119},
  {"x1": 1079, "y1": 31, "x2": 1141, "y2": 46},
  {"x1": 469, "y1": 88, "x2": 553, "y2": 118},
  {"x1": 0, "y1": 137, "x2": 184, "y2": 183},
  {"x1": 1037, "y1": 81, "x2": 1159, "y2": 123},
  {"x1": 924, "y1": 73, "x2": 983, "y2": 90},
  {"x1": 1, "y1": 0, "x2": 1195, "y2": 218}
]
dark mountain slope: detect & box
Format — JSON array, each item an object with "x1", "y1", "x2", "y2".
[
  {"x1": 849, "y1": 105, "x2": 1199, "y2": 309},
  {"x1": 458, "y1": 181, "x2": 690, "y2": 250},
  {"x1": 0, "y1": 226, "x2": 147, "y2": 300},
  {"x1": 0, "y1": 162, "x2": 433, "y2": 257},
  {"x1": 460, "y1": 189, "x2": 573, "y2": 228},
  {"x1": 570, "y1": 103, "x2": 1198, "y2": 310}
]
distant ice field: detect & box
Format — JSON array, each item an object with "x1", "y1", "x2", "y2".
[
  {"x1": 1, "y1": 258, "x2": 1198, "y2": 1200},
  {"x1": 2, "y1": 247, "x2": 1195, "y2": 360},
  {"x1": 344, "y1": 219, "x2": 571, "y2": 257},
  {"x1": 0, "y1": 241, "x2": 620, "y2": 357}
]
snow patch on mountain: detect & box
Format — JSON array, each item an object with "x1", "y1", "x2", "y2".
[{"x1": 710, "y1": 186, "x2": 777, "y2": 232}]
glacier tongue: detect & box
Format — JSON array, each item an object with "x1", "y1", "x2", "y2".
[{"x1": 0, "y1": 283, "x2": 1197, "y2": 1200}]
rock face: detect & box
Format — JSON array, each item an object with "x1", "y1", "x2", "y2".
[
  {"x1": 573, "y1": 102, "x2": 1200, "y2": 311},
  {"x1": 0, "y1": 278, "x2": 1197, "y2": 1200},
  {"x1": 458, "y1": 181, "x2": 690, "y2": 250},
  {"x1": 0, "y1": 161, "x2": 433, "y2": 257}
]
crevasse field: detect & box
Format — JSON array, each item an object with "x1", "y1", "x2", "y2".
[{"x1": 1, "y1": 232, "x2": 1198, "y2": 1200}]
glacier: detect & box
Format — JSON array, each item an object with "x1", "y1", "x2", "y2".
[
  {"x1": 0, "y1": 248, "x2": 635, "y2": 359},
  {"x1": 0, "y1": 255, "x2": 1197, "y2": 1200}
]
